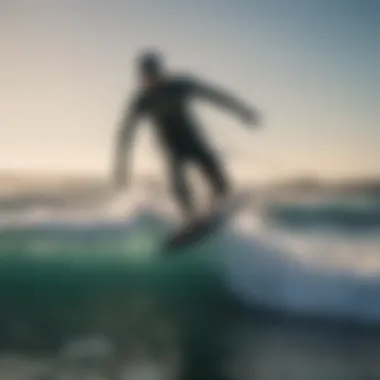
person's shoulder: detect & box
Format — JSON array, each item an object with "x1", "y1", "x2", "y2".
[
  {"x1": 129, "y1": 89, "x2": 147, "y2": 111},
  {"x1": 166, "y1": 72, "x2": 196, "y2": 87},
  {"x1": 132, "y1": 88, "x2": 146, "y2": 101}
]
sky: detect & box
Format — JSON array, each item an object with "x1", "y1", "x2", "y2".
[{"x1": 1, "y1": 0, "x2": 379, "y2": 182}]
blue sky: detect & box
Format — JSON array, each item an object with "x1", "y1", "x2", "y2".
[{"x1": 1, "y1": 0, "x2": 379, "y2": 181}]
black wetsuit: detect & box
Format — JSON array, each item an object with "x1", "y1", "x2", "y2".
[{"x1": 125, "y1": 75, "x2": 248, "y2": 218}]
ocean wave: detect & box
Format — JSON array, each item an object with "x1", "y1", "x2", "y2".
[
  {"x1": 0, "y1": 199, "x2": 379, "y2": 337},
  {"x1": 222, "y1": 213, "x2": 380, "y2": 324}
]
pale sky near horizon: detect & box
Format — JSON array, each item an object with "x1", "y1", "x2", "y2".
[{"x1": 1, "y1": 0, "x2": 379, "y2": 182}]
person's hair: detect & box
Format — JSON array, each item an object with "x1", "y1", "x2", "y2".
[{"x1": 137, "y1": 50, "x2": 163, "y2": 74}]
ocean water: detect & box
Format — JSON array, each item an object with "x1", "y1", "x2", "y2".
[{"x1": 0, "y1": 192, "x2": 380, "y2": 379}]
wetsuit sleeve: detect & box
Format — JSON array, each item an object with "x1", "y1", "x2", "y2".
[
  {"x1": 113, "y1": 94, "x2": 145, "y2": 187},
  {"x1": 188, "y1": 77, "x2": 252, "y2": 119},
  {"x1": 117, "y1": 94, "x2": 145, "y2": 149}
]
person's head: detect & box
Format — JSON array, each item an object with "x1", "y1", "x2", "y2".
[{"x1": 136, "y1": 50, "x2": 164, "y2": 88}]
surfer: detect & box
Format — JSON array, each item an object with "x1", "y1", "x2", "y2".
[{"x1": 113, "y1": 50, "x2": 260, "y2": 222}]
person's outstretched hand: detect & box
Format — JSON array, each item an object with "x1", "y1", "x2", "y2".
[{"x1": 241, "y1": 107, "x2": 261, "y2": 128}]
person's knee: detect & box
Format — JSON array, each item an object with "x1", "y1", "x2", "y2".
[
  {"x1": 171, "y1": 174, "x2": 189, "y2": 201},
  {"x1": 200, "y1": 154, "x2": 230, "y2": 195},
  {"x1": 171, "y1": 173, "x2": 182, "y2": 192},
  {"x1": 217, "y1": 173, "x2": 230, "y2": 196}
]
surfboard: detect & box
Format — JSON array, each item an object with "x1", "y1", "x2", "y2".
[{"x1": 162, "y1": 191, "x2": 250, "y2": 252}]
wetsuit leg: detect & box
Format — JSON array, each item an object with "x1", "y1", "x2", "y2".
[
  {"x1": 193, "y1": 146, "x2": 231, "y2": 199},
  {"x1": 167, "y1": 155, "x2": 195, "y2": 220}
]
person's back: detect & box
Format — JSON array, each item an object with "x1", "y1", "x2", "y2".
[{"x1": 133, "y1": 74, "x2": 203, "y2": 153}]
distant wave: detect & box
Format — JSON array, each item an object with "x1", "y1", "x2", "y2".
[{"x1": 265, "y1": 199, "x2": 380, "y2": 231}]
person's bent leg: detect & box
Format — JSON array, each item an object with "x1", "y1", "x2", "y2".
[
  {"x1": 168, "y1": 157, "x2": 196, "y2": 222},
  {"x1": 195, "y1": 147, "x2": 231, "y2": 202}
]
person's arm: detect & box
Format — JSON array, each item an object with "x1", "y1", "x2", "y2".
[
  {"x1": 190, "y1": 77, "x2": 259, "y2": 126},
  {"x1": 113, "y1": 95, "x2": 144, "y2": 190}
]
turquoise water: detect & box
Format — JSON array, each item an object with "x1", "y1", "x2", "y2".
[
  {"x1": 1, "y1": 197, "x2": 380, "y2": 379},
  {"x1": 0, "y1": 227, "x2": 232, "y2": 378},
  {"x1": 0, "y1": 229, "x2": 224, "y2": 345}
]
